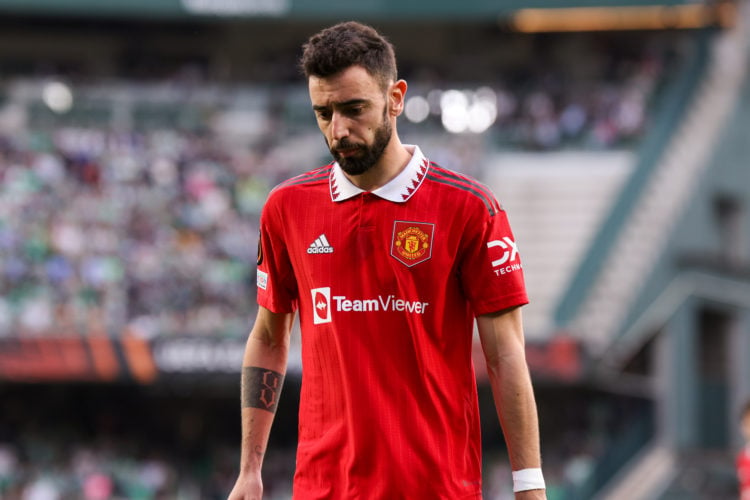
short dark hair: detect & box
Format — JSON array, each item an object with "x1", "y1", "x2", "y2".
[{"x1": 300, "y1": 21, "x2": 397, "y2": 90}]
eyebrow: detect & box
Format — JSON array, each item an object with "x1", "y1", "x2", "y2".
[{"x1": 312, "y1": 99, "x2": 370, "y2": 112}]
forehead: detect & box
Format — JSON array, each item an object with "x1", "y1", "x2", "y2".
[{"x1": 308, "y1": 65, "x2": 383, "y2": 107}]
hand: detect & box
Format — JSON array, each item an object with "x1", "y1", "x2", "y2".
[
  {"x1": 516, "y1": 489, "x2": 547, "y2": 500},
  {"x1": 227, "y1": 469, "x2": 263, "y2": 500}
]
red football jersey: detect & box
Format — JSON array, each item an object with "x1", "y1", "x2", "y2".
[{"x1": 256, "y1": 145, "x2": 528, "y2": 499}]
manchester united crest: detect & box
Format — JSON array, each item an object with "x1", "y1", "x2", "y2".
[{"x1": 391, "y1": 221, "x2": 434, "y2": 267}]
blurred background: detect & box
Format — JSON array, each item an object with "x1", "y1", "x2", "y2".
[{"x1": 0, "y1": 0, "x2": 748, "y2": 498}]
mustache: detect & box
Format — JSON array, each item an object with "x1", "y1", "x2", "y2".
[{"x1": 331, "y1": 139, "x2": 362, "y2": 152}]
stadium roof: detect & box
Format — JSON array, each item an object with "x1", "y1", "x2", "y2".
[{"x1": 0, "y1": 0, "x2": 728, "y2": 23}]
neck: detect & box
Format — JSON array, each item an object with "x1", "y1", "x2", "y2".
[{"x1": 345, "y1": 135, "x2": 411, "y2": 192}]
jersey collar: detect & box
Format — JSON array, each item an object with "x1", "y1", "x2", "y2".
[{"x1": 330, "y1": 145, "x2": 430, "y2": 203}]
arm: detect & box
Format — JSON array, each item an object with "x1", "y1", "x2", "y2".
[
  {"x1": 477, "y1": 306, "x2": 546, "y2": 500},
  {"x1": 228, "y1": 306, "x2": 295, "y2": 500}
]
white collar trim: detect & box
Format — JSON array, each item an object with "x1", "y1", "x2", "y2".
[{"x1": 329, "y1": 145, "x2": 429, "y2": 203}]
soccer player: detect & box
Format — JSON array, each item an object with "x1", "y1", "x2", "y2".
[{"x1": 229, "y1": 21, "x2": 546, "y2": 500}]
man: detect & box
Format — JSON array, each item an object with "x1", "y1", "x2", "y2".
[{"x1": 229, "y1": 21, "x2": 546, "y2": 500}]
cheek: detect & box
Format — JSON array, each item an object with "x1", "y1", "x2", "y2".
[{"x1": 318, "y1": 123, "x2": 332, "y2": 140}]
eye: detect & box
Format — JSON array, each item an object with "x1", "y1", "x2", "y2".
[
  {"x1": 346, "y1": 106, "x2": 364, "y2": 116},
  {"x1": 315, "y1": 109, "x2": 332, "y2": 121}
]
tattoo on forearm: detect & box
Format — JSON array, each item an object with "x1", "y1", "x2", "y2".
[{"x1": 242, "y1": 366, "x2": 285, "y2": 413}]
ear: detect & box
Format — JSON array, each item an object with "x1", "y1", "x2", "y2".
[{"x1": 388, "y1": 79, "x2": 408, "y2": 117}]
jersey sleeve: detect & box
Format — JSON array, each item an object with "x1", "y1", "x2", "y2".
[
  {"x1": 256, "y1": 193, "x2": 299, "y2": 313},
  {"x1": 459, "y1": 201, "x2": 529, "y2": 317}
]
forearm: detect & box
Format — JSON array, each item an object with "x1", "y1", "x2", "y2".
[
  {"x1": 477, "y1": 308, "x2": 545, "y2": 498},
  {"x1": 487, "y1": 355, "x2": 541, "y2": 470},
  {"x1": 238, "y1": 313, "x2": 291, "y2": 473}
]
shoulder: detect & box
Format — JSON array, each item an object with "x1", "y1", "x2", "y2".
[
  {"x1": 260, "y1": 164, "x2": 332, "y2": 222},
  {"x1": 266, "y1": 163, "x2": 333, "y2": 202},
  {"x1": 424, "y1": 161, "x2": 503, "y2": 217},
  {"x1": 272, "y1": 163, "x2": 333, "y2": 193}
]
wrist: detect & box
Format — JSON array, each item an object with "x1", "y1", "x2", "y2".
[
  {"x1": 512, "y1": 468, "x2": 545, "y2": 492},
  {"x1": 240, "y1": 453, "x2": 264, "y2": 474}
]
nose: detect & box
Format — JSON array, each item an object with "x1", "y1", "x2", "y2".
[{"x1": 330, "y1": 112, "x2": 349, "y2": 142}]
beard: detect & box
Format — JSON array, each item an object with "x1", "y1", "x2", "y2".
[{"x1": 329, "y1": 108, "x2": 392, "y2": 176}]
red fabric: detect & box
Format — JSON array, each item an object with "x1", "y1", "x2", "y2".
[
  {"x1": 257, "y1": 153, "x2": 528, "y2": 499},
  {"x1": 738, "y1": 447, "x2": 750, "y2": 498}
]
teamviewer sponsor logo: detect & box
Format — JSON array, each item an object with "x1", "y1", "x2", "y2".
[
  {"x1": 307, "y1": 234, "x2": 334, "y2": 254},
  {"x1": 311, "y1": 287, "x2": 332, "y2": 324},
  {"x1": 311, "y1": 287, "x2": 429, "y2": 323},
  {"x1": 332, "y1": 295, "x2": 429, "y2": 314}
]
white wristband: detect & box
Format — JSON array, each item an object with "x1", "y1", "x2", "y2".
[{"x1": 512, "y1": 468, "x2": 545, "y2": 492}]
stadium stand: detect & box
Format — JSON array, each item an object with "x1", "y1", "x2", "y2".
[{"x1": 0, "y1": 1, "x2": 747, "y2": 498}]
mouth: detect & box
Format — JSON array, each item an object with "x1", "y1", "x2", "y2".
[{"x1": 334, "y1": 144, "x2": 361, "y2": 158}]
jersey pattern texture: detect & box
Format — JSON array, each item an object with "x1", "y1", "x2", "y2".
[{"x1": 257, "y1": 146, "x2": 528, "y2": 500}]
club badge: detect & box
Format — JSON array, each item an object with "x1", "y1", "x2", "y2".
[{"x1": 391, "y1": 221, "x2": 434, "y2": 267}]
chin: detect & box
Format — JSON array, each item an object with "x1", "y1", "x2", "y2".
[{"x1": 340, "y1": 163, "x2": 374, "y2": 176}]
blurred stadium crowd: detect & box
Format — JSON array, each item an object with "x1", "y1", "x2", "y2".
[
  {"x1": 0, "y1": 31, "x2": 677, "y2": 343},
  {"x1": 0, "y1": 26, "x2": 687, "y2": 500},
  {"x1": 0, "y1": 127, "x2": 269, "y2": 341},
  {"x1": 0, "y1": 384, "x2": 297, "y2": 500},
  {"x1": 0, "y1": 382, "x2": 644, "y2": 500}
]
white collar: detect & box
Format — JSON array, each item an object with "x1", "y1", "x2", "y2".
[{"x1": 329, "y1": 145, "x2": 429, "y2": 203}]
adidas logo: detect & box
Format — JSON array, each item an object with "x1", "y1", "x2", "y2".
[{"x1": 307, "y1": 234, "x2": 334, "y2": 254}]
